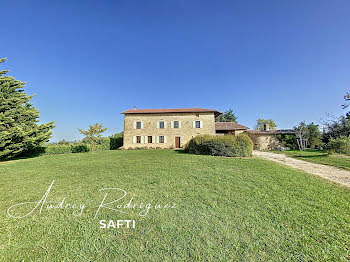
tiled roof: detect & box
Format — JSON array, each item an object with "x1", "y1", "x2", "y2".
[
  {"x1": 215, "y1": 122, "x2": 249, "y2": 130},
  {"x1": 121, "y1": 107, "x2": 221, "y2": 115},
  {"x1": 246, "y1": 129, "x2": 295, "y2": 135}
]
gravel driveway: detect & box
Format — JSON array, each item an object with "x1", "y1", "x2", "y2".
[{"x1": 253, "y1": 150, "x2": 350, "y2": 188}]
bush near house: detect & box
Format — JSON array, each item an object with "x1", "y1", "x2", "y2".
[
  {"x1": 110, "y1": 132, "x2": 124, "y2": 149},
  {"x1": 184, "y1": 134, "x2": 253, "y2": 157},
  {"x1": 327, "y1": 136, "x2": 350, "y2": 155}
]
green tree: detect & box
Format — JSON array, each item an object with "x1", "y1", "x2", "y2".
[
  {"x1": 293, "y1": 122, "x2": 322, "y2": 150},
  {"x1": 322, "y1": 116, "x2": 350, "y2": 143},
  {"x1": 215, "y1": 109, "x2": 237, "y2": 122},
  {"x1": 322, "y1": 92, "x2": 350, "y2": 142},
  {"x1": 342, "y1": 91, "x2": 350, "y2": 109},
  {"x1": 255, "y1": 119, "x2": 277, "y2": 130},
  {"x1": 342, "y1": 91, "x2": 350, "y2": 119},
  {"x1": 306, "y1": 123, "x2": 322, "y2": 148},
  {"x1": 78, "y1": 123, "x2": 107, "y2": 149},
  {"x1": 294, "y1": 122, "x2": 309, "y2": 151},
  {"x1": 0, "y1": 58, "x2": 55, "y2": 159}
]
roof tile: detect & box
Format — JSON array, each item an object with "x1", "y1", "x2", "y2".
[
  {"x1": 121, "y1": 107, "x2": 221, "y2": 115},
  {"x1": 215, "y1": 122, "x2": 249, "y2": 130}
]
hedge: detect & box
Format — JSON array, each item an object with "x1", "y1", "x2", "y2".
[
  {"x1": 44, "y1": 143, "x2": 90, "y2": 155},
  {"x1": 82, "y1": 136, "x2": 123, "y2": 150},
  {"x1": 110, "y1": 136, "x2": 123, "y2": 150},
  {"x1": 17, "y1": 135, "x2": 123, "y2": 158},
  {"x1": 184, "y1": 134, "x2": 253, "y2": 157}
]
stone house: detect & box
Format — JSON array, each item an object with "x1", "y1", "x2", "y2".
[
  {"x1": 217, "y1": 122, "x2": 295, "y2": 150},
  {"x1": 121, "y1": 107, "x2": 294, "y2": 150},
  {"x1": 246, "y1": 128, "x2": 295, "y2": 150},
  {"x1": 121, "y1": 107, "x2": 221, "y2": 149},
  {"x1": 215, "y1": 122, "x2": 249, "y2": 136}
]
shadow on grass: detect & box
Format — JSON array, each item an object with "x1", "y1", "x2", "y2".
[
  {"x1": 0, "y1": 147, "x2": 46, "y2": 163},
  {"x1": 174, "y1": 149, "x2": 187, "y2": 154},
  {"x1": 0, "y1": 154, "x2": 41, "y2": 163},
  {"x1": 285, "y1": 150, "x2": 329, "y2": 159},
  {"x1": 293, "y1": 154, "x2": 328, "y2": 158}
]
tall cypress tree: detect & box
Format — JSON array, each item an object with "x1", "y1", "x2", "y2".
[{"x1": 0, "y1": 58, "x2": 55, "y2": 159}]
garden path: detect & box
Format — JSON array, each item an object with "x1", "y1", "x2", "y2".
[{"x1": 253, "y1": 150, "x2": 350, "y2": 188}]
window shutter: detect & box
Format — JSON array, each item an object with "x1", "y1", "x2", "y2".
[
  {"x1": 164, "y1": 136, "x2": 167, "y2": 143},
  {"x1": 140, "y1": 136, "x2": 144, "y2": 144},
  {"x1": 132, "y1": 136, "x2": 136, "y2": 144},
  {"x1": 157, "y1": 121, "x2": 159, "y2": 128},
  {"x1": 156, "y1": 136, "x2": 159, "y2": 143},
  {"x1": 193, "y1": 121, "x2": 196, "y2": 128},
  {"x1": 171, "y1": 121, "x2": 174, "y2": 128},
  {"x1": 152, "y1": 136, "x2": 155, "y2": 143},
  {"x1": 200, "y1": 120, "x2": 203, "y2": 128},
  {"x1": 164, "y1": 121, "x2": 167, "y2": 128},
  {"x1": 133, "y1": 121, "x2": 136, "y2": 129},
  {"x1": 141, "y1": 121, "x2": 144, "y2": 129},
  {"x1": 144, "y1": 136, "x2": 148, "y2": 144},
  {"x1": 179, "y1": 121, "x2": 182, "y2": 128}
]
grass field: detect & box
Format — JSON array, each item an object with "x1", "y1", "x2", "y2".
[
  {"x1": 274, "y1": 149, "x2": 350, "y2": 171},
  {"x1": 0, "y1": 150, "x2": 349, "y2": 261}
]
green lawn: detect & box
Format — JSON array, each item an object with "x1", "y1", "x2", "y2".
[
  {"x1": 0, "y1": 150, "x2": 349, "y2": 261},
  {"x1": 274, "y1": 149, "x2": 350, "y2": 171}
]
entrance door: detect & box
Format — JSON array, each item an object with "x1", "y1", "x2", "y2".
[{"x1": 175, "y1": 137, "x2": 181, "y2": 148}]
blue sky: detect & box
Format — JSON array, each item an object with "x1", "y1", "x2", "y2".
[{"x1": 2, "y1": 0, "x2": 349, "y2": 141}]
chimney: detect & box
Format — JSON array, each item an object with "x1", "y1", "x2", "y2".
[
  {"x1": 133, "y1": 106, "x2": 137, "y2": 110},
  {"x1": 263, "y1": 123, "x2": 269, "y2": 131}
]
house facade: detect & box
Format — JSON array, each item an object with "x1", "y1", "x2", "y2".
[
  {"x1": 215, "y1": 122, "x2": 249, "y2": 136},
  {"x1": 121, "y1": 108, "x2": 221, "y2": 149},
  {"x1": 121, "y1": 107, "x2": 294, "y2": 150},
  {"x1": 246, "y1": 129, "x2": 295, "y2": 150}
]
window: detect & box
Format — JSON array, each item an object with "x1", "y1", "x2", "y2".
[
  {"x1": 195, "y1": 121, "x2": 201, "y2": 128},
  {"x1": 159, "y1": 136, "x2": 165, "y2": 143},
  {"x1": 136, "y1": 136, "x2": 141, "y2": 143},
  {"x1": 136, "y1": 121, "x2": 142, "y2": 129},
  {"x1": 174, "y1": 121, "x2": 179, "y2": 128},
  {"x1": 159, "y1": 121, "x2": 165, "y2": 129},
  {"x1": 148, "y1": 136, "x2": 152, "y2": 143}
]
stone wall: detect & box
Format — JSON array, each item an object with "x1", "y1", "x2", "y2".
[
  {"x1": 123, "y1": 112, "x2": 216, "y2": 149},
  {"x1": 246, "y1": 133, "x2": 281, "y2": 150}
]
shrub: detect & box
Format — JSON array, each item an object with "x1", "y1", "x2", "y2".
[
  {"x1": 276, "y1": 134, "x2": 298, "y2": 150},
  {"x1": 95, "y1": 137, "x2": 111, "y2": 151},
  {"x1": 327, "y1": 136, "x2": 350, "y2": 155},
  {"x1": 71, "y1": 143, "x2": 90, "y2": 153},
  {"x1": 184, "y1": 134, "x2": 253, "y2": 157},
  {"x1": 82, "y1": 137, "x2": 109, "y2": 151}
]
